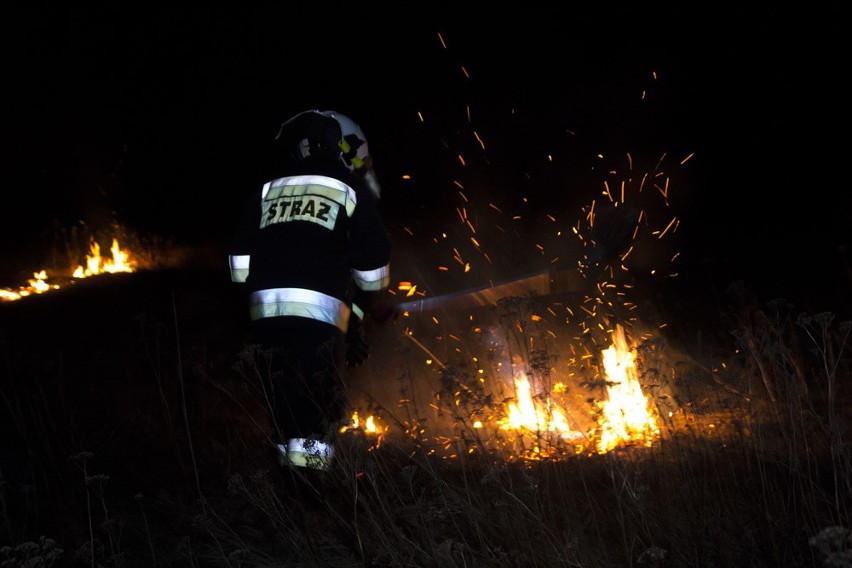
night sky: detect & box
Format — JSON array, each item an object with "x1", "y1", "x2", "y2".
[{"x1": 3, "y1": 4, "x2": 849, "y2": 313}]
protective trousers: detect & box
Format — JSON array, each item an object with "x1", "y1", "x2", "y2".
[{"x1": 250, "y1": 319, "x2": 347, "y2": 465}]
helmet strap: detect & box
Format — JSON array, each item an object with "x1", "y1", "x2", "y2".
[{"x1": 338, "y1": 136, "x2": 364, "y2": 169}]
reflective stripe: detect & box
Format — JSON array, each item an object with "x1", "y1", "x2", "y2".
[
  {"x1": 352, "y1": 264, "x2": 390, "y2": 291},
  {"x1": 288, "y1": 437, "x2": 333, "y2": 457},
  {"x1": 277, "y1": 438, "x2": 334, "y2": 471},
  {"x1": 289, "y1": 437, "x2": 334, "y2": 470},
  {"x1": 263, "y1": 175, "x2": 357, "y2": 217},
  {"x1": 229, "y1": 254, "x2": 250, "y2": 283},
  {"x1": 351, "y1": 302, "x2": 365, "y2": 321},
  {"x1": 249, "y1": 287, "x2": 350, "y2": 331}
]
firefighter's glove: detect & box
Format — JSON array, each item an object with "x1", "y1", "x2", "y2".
[
  {"x1": 345, "y1": 320, "x2": 370, "y2": 367},
  {"x1": 369, "y1": 295, "x2": 399, "y2": 324}
]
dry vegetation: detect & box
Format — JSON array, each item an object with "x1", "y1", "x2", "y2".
[{"x1": 1, "y1": 266, "x2": 851, "y2": 568}]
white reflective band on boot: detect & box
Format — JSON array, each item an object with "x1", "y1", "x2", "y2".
[{"x1": 278, "y1": 438, "x2": 334, "y2": 471}]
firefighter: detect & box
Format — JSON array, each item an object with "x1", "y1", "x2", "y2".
[{"x1": 228, "y1": 109, "x2": 395, "y2": 477}]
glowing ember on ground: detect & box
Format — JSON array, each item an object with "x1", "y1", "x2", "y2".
[{"x1": 1, "y1": 236, "x2": 138, "y2": 302}]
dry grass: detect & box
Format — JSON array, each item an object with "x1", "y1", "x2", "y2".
[{"x1": 1, "y1": 270, "x2": 850, "y2": 567}]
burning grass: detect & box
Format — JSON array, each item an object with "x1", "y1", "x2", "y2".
[
  {"x1": 1, "y1": 267, "x2": 850, "y2": 567},
  {"x1": 343, "y1": 316, "x2": 665, "y2": 464},
  {"x1": 0, "y1": 222, "x2": 187, "y2": 302},
  {"x1": 1, "y1": 151, "x2": 850, "y2": 565}
]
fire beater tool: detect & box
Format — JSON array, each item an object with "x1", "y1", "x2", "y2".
[{"x1": 397, "y1": 266, "x2": 588, "y2": 314}]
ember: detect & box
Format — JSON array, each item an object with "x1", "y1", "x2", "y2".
[{"x1": 346, "y1": 152, "x2": 682, "y2": 460}]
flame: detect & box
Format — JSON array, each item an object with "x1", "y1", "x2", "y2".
[
  {"x1": 499, "y1": 371, "x2": 581, "y2": 441},
  {"x1": 0, "y1": 270, "x2": 58, "y2": 301},
  {"x1": 2, "y1": 236, "x2": 138, "y2": 302},
  {"x1": 341, "y1": 411, "x2": 387, "y2": 438},
  {"x1": 0, "y1": 289, "x2": 21, "y2": 301},
  {"x1": 596, "y1": 324, "x2": 660, "y2": 452},
  {"x1": 72, "y1": 238, "x2": 135, "y2": 278}
]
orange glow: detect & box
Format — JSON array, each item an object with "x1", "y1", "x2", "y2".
[
  {"x1": 1, "y1": 236, "x2": 139, "y2": 302},
  {"x1": 340, "y1": 411, "x2": 387, "y2": 445},
  {"x1": 596, "y1": 324, "x2": 660, "y2": 452},
  {"x1": 72, "y1": 238, "x2": 135, "y2": 278},
  {"x1": 366, "y1": 153, "x2": 680, "y2": 460},
  {"x1": 499, "y1": 371, "x2": 582, "y2": 442}
]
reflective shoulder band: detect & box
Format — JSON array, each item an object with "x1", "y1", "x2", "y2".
[{"x1": 229, "y1": 254, "x2": 250, "y2": 283}]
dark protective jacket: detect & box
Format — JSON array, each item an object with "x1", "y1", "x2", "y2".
[{"x1": 228, "y1": 154, "x2": 391, "y2": 335}]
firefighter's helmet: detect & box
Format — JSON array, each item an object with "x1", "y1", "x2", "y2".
[{"x1": 276, "y1": 109, "x2": 381, "y2": 198}]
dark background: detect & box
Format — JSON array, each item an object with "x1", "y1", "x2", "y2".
[{"x1": 2, "y1": 3, "x2": 849, "y2": 314}]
